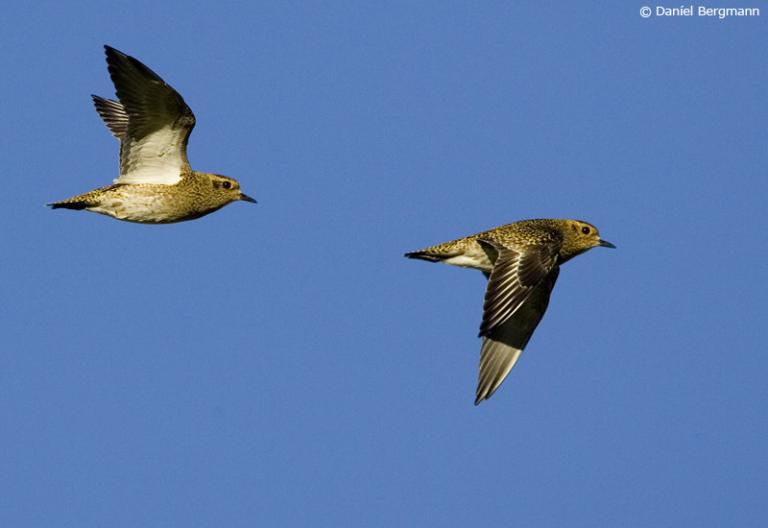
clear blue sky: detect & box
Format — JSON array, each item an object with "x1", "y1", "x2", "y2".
[{"x1": 2, "y1": 2, "x2": 766, "y2": 526}]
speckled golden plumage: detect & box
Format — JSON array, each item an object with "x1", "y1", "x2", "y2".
[
  {"x1": 50, "y1": 168, "x2": 253, "y2": 224},
  {"x1": 405, "y1": 218, "x2": 615, "y2": 405}
]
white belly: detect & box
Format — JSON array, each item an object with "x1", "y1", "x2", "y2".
[{"x1": 443, "y1": 244, "x2": 494, "y2": 272}]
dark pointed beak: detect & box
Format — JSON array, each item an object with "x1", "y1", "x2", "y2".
[
  {"x1": 239, "y1": 193, "x2": 257, "y2": 204},
  {"x1": 598, "y1": 239, "x2": 616, "y2": 249}
]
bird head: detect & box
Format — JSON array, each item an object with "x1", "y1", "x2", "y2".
[
  {"x1": 560, "y1": 219, "x2": 615, "y2": 261},
  {"x1": 208, "y1": 174, "x2": 257, "y2": 205}
]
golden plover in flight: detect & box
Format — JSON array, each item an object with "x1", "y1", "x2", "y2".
[
  {"x1": 49, "y1": 45, "x2": 256, "y2": 223},
  {"x1": 406, "y1": 218, "x2": 615, "y2": 405}
]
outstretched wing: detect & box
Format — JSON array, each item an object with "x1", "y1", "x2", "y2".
[
  {"x1": 477, "y1": 239, "x2": 559, "y2": 337},
  {"x1": 104, "y1": 45, "x2": 196, "y2": 185},
  {"x1": 475, "y1": 267, "x2": 559, "y2": 404}
]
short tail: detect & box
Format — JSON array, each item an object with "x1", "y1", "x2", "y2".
[
  {"x1": 404, "y1": 251, "x2": 444, "y2": 262},
  {"x1": 47, "y1": 201, "x2": 88, "y2": 210}
]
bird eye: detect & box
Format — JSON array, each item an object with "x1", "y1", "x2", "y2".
[
  {"x1": 222, "y1": 181, "x2": 232, "y2": 189},
  {"x1": 581, "y1": 226, "x2": 591, "y2": 235}
]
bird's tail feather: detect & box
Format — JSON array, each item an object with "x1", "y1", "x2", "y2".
[
  {"x1": 404, "y1": 251, "x2": 444, "y2": 262},
  {"x1": 48, "y1": 201, "x2": 88, "y2": 210}
]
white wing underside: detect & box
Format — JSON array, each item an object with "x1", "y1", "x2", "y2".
[{"x1": 115, "y1": 126, "x2": 186, "y2": 185}]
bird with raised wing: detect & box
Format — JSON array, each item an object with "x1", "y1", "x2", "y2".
[
  {"x1": 48, "y1": 45, "x2": 256, "y2": 223},
  {"x1": 405, "y1": 218, "x2": 615, "y2": 405}
]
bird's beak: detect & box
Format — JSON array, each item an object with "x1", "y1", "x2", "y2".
[
  {"x1": 598, "y1": 239, "x2": 616, "y2": 249},
  {"x1": 240, "y1": 193, "x2": 257, "y2": 204}
]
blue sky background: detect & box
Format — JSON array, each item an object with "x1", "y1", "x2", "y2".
[{"x1": 2, "y1": 2, "x2": 766, "y2": 526}]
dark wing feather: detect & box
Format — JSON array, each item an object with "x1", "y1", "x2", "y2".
[
  {"x1": 92, "y1": 95, "x2": 129, "y2": 138},
  {"x1": 477, "y1": 239, "x2": 558, "y2": 337}
]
